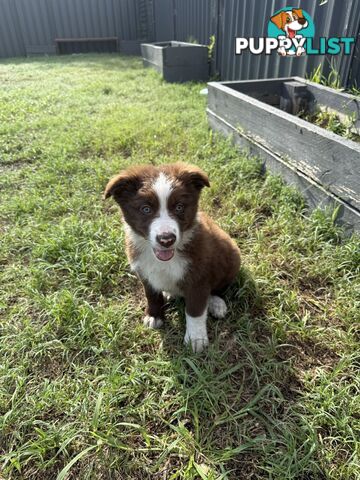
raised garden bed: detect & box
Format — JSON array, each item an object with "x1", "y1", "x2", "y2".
[
  {"x1": 207, "y1": 77, "x2": 360, "y2": 232},
  {"x1": 141, "y1": 41, "x2": 208, "y2": 83}
]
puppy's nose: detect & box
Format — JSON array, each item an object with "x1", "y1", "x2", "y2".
[
  {"x1": 156, "y1": 232, "x2": 176, "y2": 248},
  {"x1": 298, "y1": 17, "x2": 306, "y2": 25}
]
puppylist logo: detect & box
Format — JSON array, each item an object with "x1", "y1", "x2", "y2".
[{"x1": 235, "y1": 6, "x2": 355, "y2": 57}]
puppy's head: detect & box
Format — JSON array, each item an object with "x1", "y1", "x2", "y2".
[
  {"x1": 271, "y1": 8, "x2": 308, "y2": 37},
  {"x1": 104, "y1": 162, "x2": 209, "y2": 261}
]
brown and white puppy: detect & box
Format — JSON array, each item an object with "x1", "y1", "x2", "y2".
[{"x1": 104, "y1": 162, "x2": 240, "y2": 352}]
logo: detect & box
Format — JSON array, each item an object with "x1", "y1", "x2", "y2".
[{"x1": 235, "y1": 6, "x2": 355, "y2": 57}]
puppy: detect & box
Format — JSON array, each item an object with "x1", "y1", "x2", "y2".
[
  {"x1": 271, "y1": 8, "x2": 308, "y2": 56},
  {"x1": 104, "y1": 162, "x2": 240, "y2": 352}
]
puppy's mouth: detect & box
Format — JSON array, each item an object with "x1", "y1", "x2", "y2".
[
  {"x1": 153, "y1": 248, "x2": 175, "y2": 261},
  {"x1": 288, "y1": 27, "x2": 296, "y2": 38}
]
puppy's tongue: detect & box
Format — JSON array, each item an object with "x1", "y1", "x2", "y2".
[
  {"x1": 288, "y1": 28, "x2": 296, "y2": 39},
  {"x1": 154, "y1": 249, "x2": 174, "y2": 261}
]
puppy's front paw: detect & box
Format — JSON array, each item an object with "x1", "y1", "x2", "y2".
[
  {"x1": 162, "y1": 291, "x2": 173, "y2": 302},
  {"x1": 208, "y1": 296, "x2": 227, "y2": 319},
  {"x1": 184, "y1": 332, "x2": 209, "y2": 353},
  {"x1": 143, "y1": 315, "x2": 163, "y2": 329}
]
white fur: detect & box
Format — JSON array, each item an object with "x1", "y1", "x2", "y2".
[
  {"x1": 184, "y1": 309, "x2": 209, "y2": 353},
  {"x1": 208, "y1": 295, "x2": 227, "y2": 319},
  {"x1": 149, "y1": 173, "x2": 179, "y2": 248},
  {"x1": 125, "y1": 224, "x2": 188, "y2": 296},
  {"x1": 162, "y1": 291, "x2": 173, "y2": 302},
  {"x1": 143, "y1": 315, "x2": 163, "y2": 329}
]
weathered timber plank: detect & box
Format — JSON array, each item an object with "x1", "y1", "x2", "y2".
[
  {"x1": 207, "y1": 108, "x2": 360, "y2": 233},
  {"x1": 208, "y1": 82, "x2": 360, "y2": 212}
]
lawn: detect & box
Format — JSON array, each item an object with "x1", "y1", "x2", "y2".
[{"x1": 0, "y1": 54, "x2": 359, "y2": 480}]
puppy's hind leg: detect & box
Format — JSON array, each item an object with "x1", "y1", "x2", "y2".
[
  {"x1": 142, "y1": 281, "x2": 164, "y2": 329},
  {"x1": 208, "y1": 295, "x2": 227, "y2": 319}
]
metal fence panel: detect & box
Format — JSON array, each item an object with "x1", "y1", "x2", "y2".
[
  {"x1": 153, "y1": 0, "x2": 174, "y2": 41},
  {"x1": 0, "y1": 0, "x2": 25, "y2": 57},
  {"x1": 216, "y1": 0, "x2": 360, "y2": 86},
  {"x1": 50, "y1": 0, "x2": 118, "y2": 39},
  {"x1": 174, "y1": 0, "x2": 214, "y2": 45},
  {"x1": 15, "y1": 0, "x2": 55, "y2": 54}
]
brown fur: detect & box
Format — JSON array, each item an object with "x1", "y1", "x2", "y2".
[
  {"x1": 105, "y1": 162, "x2": 241, "y2": 322},
  {"x1": 178, "y1": 212, "x2": 240, "y2": 316}
]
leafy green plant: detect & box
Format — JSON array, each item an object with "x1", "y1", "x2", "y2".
[
  {"x1": 300, "y1": 109, "x2": 360, "y2": 142},
  {"x1": 185, "y1": 35, "x2": 199, "y2": 44},
  {"x1": 307, "y1": 63, "x2": 342, "y2": 90},
  {"x1": 208, "y1": 34, "x2": 216, "y2": 60}
]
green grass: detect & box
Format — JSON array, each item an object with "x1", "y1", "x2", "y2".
[
  {"x1": 0, "y1": 54, "x2": 359, "y2": 480},
  {"x1": 299, "y1": 110, "x2": 360, "y2": 143}
]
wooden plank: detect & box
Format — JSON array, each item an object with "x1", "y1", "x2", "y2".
[
  {"x1": 295, "y1": 76, "x2": 360, "y2": 130},
  {"x1": 164, "y1": 45, "x2": 208, "y2": 67},
  {"x1": 163, "y1": 64, "x2": 208, "y2": 83},
  {"x1": 142, "y1": 58, "x2": 163, "y2": 76},
  {"x1": 208, "y1": 82, "x2": 360, "y2": 212},
  {"x1": 223, "y1": 77, "x2": 360, "y2": 129},
  {"x1": 55, "y1": 37, "x2": 118, "y2": 43},
  {"x1": 141, "y1": 42, "x2": 208, "y2": 82},
  {"x1": 141, "y1": 43, "x2": 163, "y2": 76},
  {"x1": 224, "y1": 78, "x2": 292, "y2": 95},
  {"x1": 207, "y1": 108, "x2": 360, "y2": 234}
]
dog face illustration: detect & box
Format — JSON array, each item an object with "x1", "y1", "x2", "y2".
[{"x1": 271, "y1": 8, "x2": 308, "y2": 38}]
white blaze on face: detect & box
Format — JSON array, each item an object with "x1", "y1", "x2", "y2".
[{"x1": 150, "y1": 172, "x2": 180, "y2": 253}]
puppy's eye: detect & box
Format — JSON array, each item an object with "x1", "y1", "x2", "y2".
[
  {"x1": 140, "y1": 205, "x2": 152, "y2": 215},
  {"x1": 175, "y1": 203, "x2": 184, "y2": 213},
  {"x1": 286, "y1": 16, "x2": 291, "y2": 22}
]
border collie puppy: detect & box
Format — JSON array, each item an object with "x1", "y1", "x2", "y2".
[{"x1": 104, "y1": 162, "x2": 240, "y2": 352}]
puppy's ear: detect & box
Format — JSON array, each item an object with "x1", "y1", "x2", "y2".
[
  {"x1": 179, "y1": 165, "x2": 210, "y2": 191},
  {"x1": 270, "y1": 11, "x2": 286, "y2": 30},
  {"x1": 292, "y1": 8, "x2": 304, "y2": 19},
  {"x1": 103, "y1": 170, "x2": 141, "y2": 204}
]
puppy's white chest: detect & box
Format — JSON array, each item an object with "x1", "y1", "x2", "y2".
[{"x1": 131, "y1": 249, "x2": 187, "y2": 295}]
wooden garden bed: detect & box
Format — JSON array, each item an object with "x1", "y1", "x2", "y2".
[
  {"x1": 141, "y1": 41, "x2": 208, "y2": 83},
  {"x1": 207, "y1": 77, "x2": 360, "y2": 232}
]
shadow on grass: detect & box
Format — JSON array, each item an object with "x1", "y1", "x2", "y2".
[{"x1": 155, "y1": 267, "x2": 324, "y2": 479}]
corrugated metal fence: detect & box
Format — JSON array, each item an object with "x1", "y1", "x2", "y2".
[
  {"x1": 219, "y1": 0, "x2": 360, "y2": 87},
  {"x1": 1, "y1": 0, "x2": 360, "y2": 86},
  {"x1": 158, "y1": 0, "x2": 360, "y2": 86},
  {"x1": 0, "y1": 0, "x2": 144, "y2": 57}
]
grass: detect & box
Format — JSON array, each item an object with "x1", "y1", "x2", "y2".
[{"x1": 0, "y1": 54, "x2": 359, "y2": 480}]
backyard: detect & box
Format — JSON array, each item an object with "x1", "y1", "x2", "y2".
[{"x1": 0, "y1": 54, "x2": 359, "y2": 479}]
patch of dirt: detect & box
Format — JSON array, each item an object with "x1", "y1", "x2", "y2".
[{"x1": 278, "y1": 334, "x2": 339, "y2": 377}]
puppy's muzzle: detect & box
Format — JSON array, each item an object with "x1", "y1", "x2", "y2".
[{"x1": 156, "y1": 232, "x2": 176, "y2": 248}]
